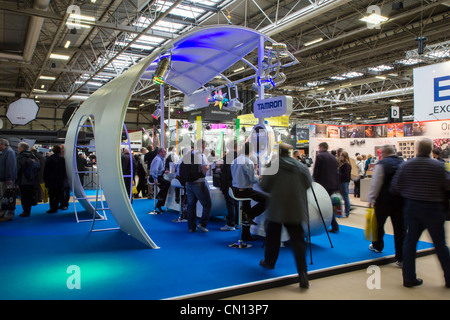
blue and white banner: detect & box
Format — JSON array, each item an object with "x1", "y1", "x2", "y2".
[{"x1": 414, "y1": 60, "x2": 450, "y2": 121}]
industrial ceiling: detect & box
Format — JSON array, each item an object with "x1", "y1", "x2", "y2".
[{"x1": 0, "y1": 0, "x2": 449, "y2": 139}]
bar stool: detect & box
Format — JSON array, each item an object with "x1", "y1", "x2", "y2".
[
  {"x1": 147, "y1": 176, "x2": 160, "y2": 215},
  {"x1": 171, "y1": 178, "x2": 186, "y2": 223},
  {"x1": 228, "y1": 187, "x2": 252, "y2": 249}
]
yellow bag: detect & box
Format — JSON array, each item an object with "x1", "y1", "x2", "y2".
[
  {"x1": 364, "y1": 207, "x2": 378, "y2": 242},
  {"x1": 132, "y1": 185, "x2": 138, "y2": 196},
  {"x1": 41, "y1": 183, "x2": 48, "y2": 203}
]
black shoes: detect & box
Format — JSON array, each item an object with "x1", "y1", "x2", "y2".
[
  {"x1": 259, "y1": 260, "x2": 275, "y2": 269},
  {"x1": 299, "y1": 272, "x2": 309, "y2": 289},
  {"x1": 403, "y1": 278, "x2": 423, "y2": 288}
]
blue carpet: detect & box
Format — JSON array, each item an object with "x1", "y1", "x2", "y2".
[{"x1": 0, "y1": 199, "x2": 434, "y2": 300}]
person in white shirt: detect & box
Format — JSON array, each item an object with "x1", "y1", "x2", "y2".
[
  {"x1": 230, "y1": 142, "x2": 268, "y2": 241},
  {"x1": 354, "y1": 155, "x2": 364, "y2": 198}
]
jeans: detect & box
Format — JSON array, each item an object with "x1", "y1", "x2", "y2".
[
  {"x1": 339, "y1": 182, "x2": 350, "y2": 217},
  {"x1": 402, "y1": 199, "x2": 450, "y2": 285},
  {"x1": 186, "y1": 181, "x2": 211, "y2": 231}
]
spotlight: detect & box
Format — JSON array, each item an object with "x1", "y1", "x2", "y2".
[
  {"x1": 152, "y1": 105, "x2": 161, "y2": 119},
  {"x1": 153, "y1": 56, "x2": 171, "y2": 85},
  {"x1": 416, "y1": 37, "x2": 427, "y2": 55}
]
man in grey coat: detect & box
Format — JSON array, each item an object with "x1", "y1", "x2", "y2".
[
  {"x1": 259, "y1": 143, "x2": 312, "y2": 289},
  {"x1": 0, "y1": 138, "x2": 18, "y2": 221}
]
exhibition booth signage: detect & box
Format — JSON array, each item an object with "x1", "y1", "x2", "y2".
[
  {"x1": 253, "y1": 95, "x2": 293, "y2": 118},
  {"x1": 414, "y1": 60, "x2": 450, "y2": 121},
  {"x1": 187, "y1": 105, "x2": 236, "y2": 123}
]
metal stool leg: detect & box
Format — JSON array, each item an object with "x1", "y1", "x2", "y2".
[{"x1": 228, "y1": 200, "x2": 252, "y2": 249}]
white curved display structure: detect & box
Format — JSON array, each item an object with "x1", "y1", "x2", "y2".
[{"x1": 65, "y1": 25, "x2": 298, "y2": 248}]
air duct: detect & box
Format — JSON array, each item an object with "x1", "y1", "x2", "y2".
[{"x1": 0, "y1": 0, "x2": 50, "y2": 63}]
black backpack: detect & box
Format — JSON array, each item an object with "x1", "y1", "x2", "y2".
[
  {"x1": 24, "y1": 154, "x2": 40, "y2": 183},
  {"x1": 178, "y1": 152, "x2": 204, "y2": 185}
]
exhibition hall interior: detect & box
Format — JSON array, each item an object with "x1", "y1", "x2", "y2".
[{"x1": 1, "y1": 0, "x2": 450, "y2": 301}]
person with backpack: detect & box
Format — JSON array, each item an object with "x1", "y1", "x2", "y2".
[
  {"x1": 367, "y1": 145, "x2": 404, "y2": 266},
  {"x1": 179, "y1": 139, "x2": 211, "y2": 233},
  {"x1": 16, "y1": 142, "x2": 40, "y2": 217},
  {"x1": 0, "y1": 138, "x2": 17, "y2": 222}
]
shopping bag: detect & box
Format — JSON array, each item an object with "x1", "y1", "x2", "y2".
[
  {"x1": 364, "y1": 207, "x2": 378, "y2": 241},
  {"x1": 331, "y1": 192, "x2": 344, "y2": 217},
  {"x1": 1, "y1": 187, "x2": 18, "y2": 211}
]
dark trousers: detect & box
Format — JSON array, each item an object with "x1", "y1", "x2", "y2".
[
  {"x1": 402, "y1": 199, "x2": 450, "y2": 285},
  {"x1": 186, "y1": 181, "x2": 211, "y2": 230},
  {"x1": 156, "y1": 175, "x2": 170, "y2": 209},
  {"x1": 326, "y1": 188, "x2": 339, "y2": 232},
  {"x1": 19, "y1": 185, "x2": 35, "y2": 214},
  {"x1": 373, "y1": 199, "x2": 404, "y2": 262},
  {"x1": 264, "y1": 221, "x2": 307, "y2": 278},
  {"x1": 223, "y1": 189, "x2": 239, "y2": 226},
  {"x1": 48, "y1": 187, "x2": 64, "y2": 212},
  {"x1": 232, "y1": 187, "x2": 267, "y2": 219}
]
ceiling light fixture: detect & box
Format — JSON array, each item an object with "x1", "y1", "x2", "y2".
[
  {"x1": 233, "y1": 66, "x2": 245, "y2": 73},
  {"x1": 50, "y1": 53, "x2": 71, "y2": 60},
  {"x1": 64, "y1": 40, "x2": 71, "y2": 49},
  {"x1": 39, "y1": 76, "x2": 56, "y2": 80},
  {"x1": 360, "y1": 13, "x2": 389, "y2": 24},
  {"x1": 304, "y1": 37, "x2": 323, "y2": 47},
  {"x1": 66, "y1": 22, "x2": 91, "y2": 29},
  {"x1": 68, "y1": 13, "x2": 96, "y2": 22}
]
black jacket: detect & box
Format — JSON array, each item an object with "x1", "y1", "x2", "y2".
[
  {"x1": 313, "y1": 151, "x2": 338, "y2": 194},
  {"x1": 17, "y1": 151, "x2": 39, "y2": 186},
  {"x1": 43, "y1": 153, "x2": 66, "y2": 188}
]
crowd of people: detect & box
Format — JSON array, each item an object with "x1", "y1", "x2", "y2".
[{"x1": 1, "y1": 136, "x2": 449, "y2": 289}]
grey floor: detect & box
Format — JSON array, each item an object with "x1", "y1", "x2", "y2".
[{"x1": 225, "y1": 197, "x2": 450, "y2": 300}]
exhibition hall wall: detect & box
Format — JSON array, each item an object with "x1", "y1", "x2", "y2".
[{"x1": 308, "y1": 119, "x2": 450, "y2": 164}]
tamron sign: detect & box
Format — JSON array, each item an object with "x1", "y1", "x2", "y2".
[{"x1": 253, "y1": 95, "x2": 293, "y2": 118}]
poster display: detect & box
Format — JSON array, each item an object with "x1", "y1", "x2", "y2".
[{"x1": 309, "y1": 119, "x2": 450, "y2": 163}]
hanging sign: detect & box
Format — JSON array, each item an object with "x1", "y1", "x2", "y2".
[{"x1": 254, "y1": 95, "x2": 293, "y2": 118}]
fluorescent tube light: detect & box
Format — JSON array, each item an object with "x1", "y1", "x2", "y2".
[
  {"x1": 360, "y1": 13, "x2": 389, "y2": 24},
  {"x1": 64, "y1": 40, "x2": 71, "y2": 49},
  {"x1": 39, "y1": 76, "x2": 56, "y2": 80},
  {"x1": 32, "y1": 89, "x2": 47, "y2": 93},
  {"x1": 66, "y1": 22, "x2": 91, "y2": 29},
  {"x1": 69, "y1": 13, "x2": 96, "y2": 22},
  {"x1": 233, "y1": 67, "x2": 245, "y2": 73},
  {"x1": 304, "y1": 37, "x2": 323, "y2": 47},
  {"x1": 50, "y1": 53, "x2": 70, "y2": 60}
]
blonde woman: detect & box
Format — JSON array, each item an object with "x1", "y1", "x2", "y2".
[{"x1": 338, "y1": 151, "x2": 352, "y2": 217}]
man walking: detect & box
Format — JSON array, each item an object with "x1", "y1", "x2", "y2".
[
  {"x1": 367, "y1": 145, "x2": 404, "y2": 266},
  {"x1": 260, "y1": 143, "x2": 312, "y2": 289},
  {"x1": 391, "y1": 138, "x2": 450, "y2": 288}
]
